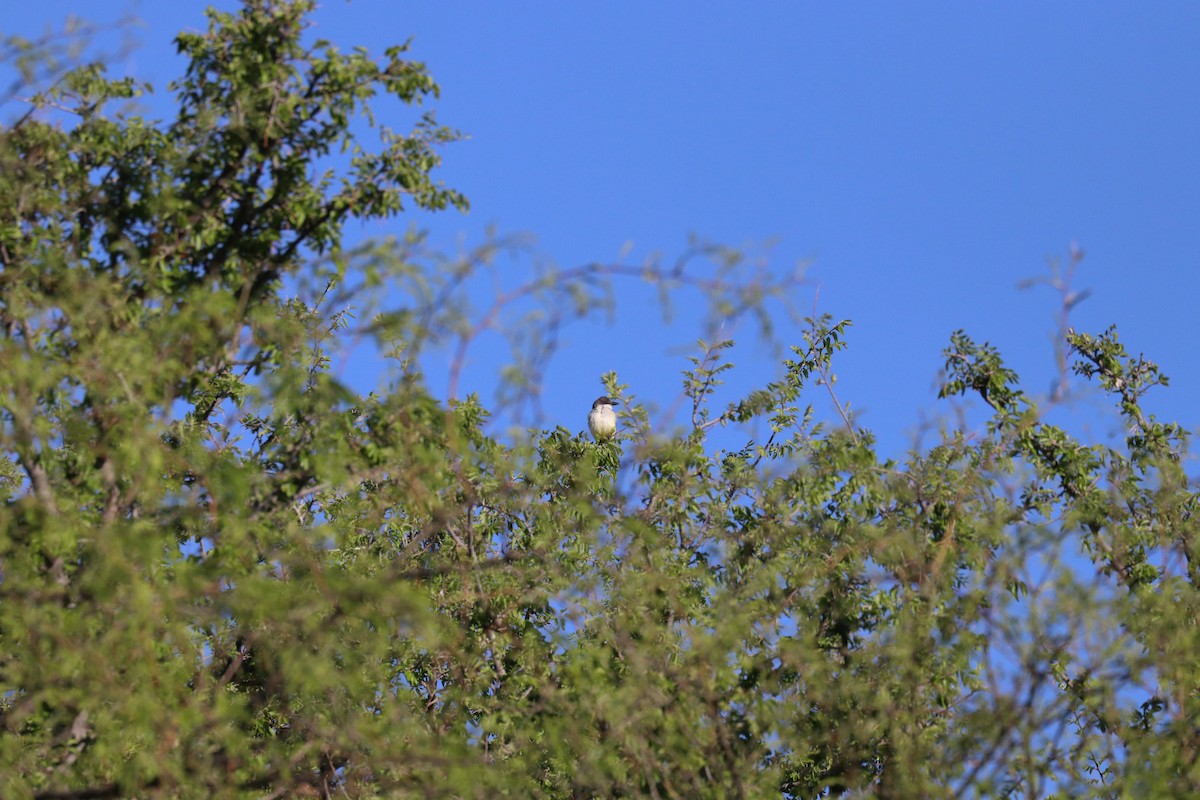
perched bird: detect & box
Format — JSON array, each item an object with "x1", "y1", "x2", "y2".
[{"x1": 587, "y1": 396, "x2": 620, "y2": 441}]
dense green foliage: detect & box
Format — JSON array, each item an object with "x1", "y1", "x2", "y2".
[{"x1": 2, "y1": 3, "x2": 1197, "y2": 798}]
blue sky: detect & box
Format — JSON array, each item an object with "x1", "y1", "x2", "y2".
[{"x1": 8, "y1": 2, "x2": 1199, "y2": 457}]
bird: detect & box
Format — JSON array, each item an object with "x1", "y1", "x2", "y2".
[{"x1": 587, "y1": 396, "x2": 620, "y2": 441}]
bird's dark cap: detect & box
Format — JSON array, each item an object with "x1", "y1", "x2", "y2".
[{"x1": 592, "y1": 396, "x2": 619, "y2": 407}]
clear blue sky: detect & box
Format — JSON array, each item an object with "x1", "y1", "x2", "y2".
[{"x1": 8, "y1": 2, "x2": 1199, "y2": 456}]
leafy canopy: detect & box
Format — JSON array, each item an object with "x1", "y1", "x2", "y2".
[{"x1": 1, "y1": 3, "x2": 1197, "y2": 799}]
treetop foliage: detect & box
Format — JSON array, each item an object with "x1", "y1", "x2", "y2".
[{"x1": 1, "y1": 3, "x2": 1197, "y2": 798}]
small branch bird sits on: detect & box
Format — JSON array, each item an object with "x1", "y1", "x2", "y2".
[{"x1": 588, "y1": 396, "x2": 619, "y2": 441}]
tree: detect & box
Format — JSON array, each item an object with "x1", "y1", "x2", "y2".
[{"x1": 2, "y1": 2, "x2": 1197, "y2": 798}]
